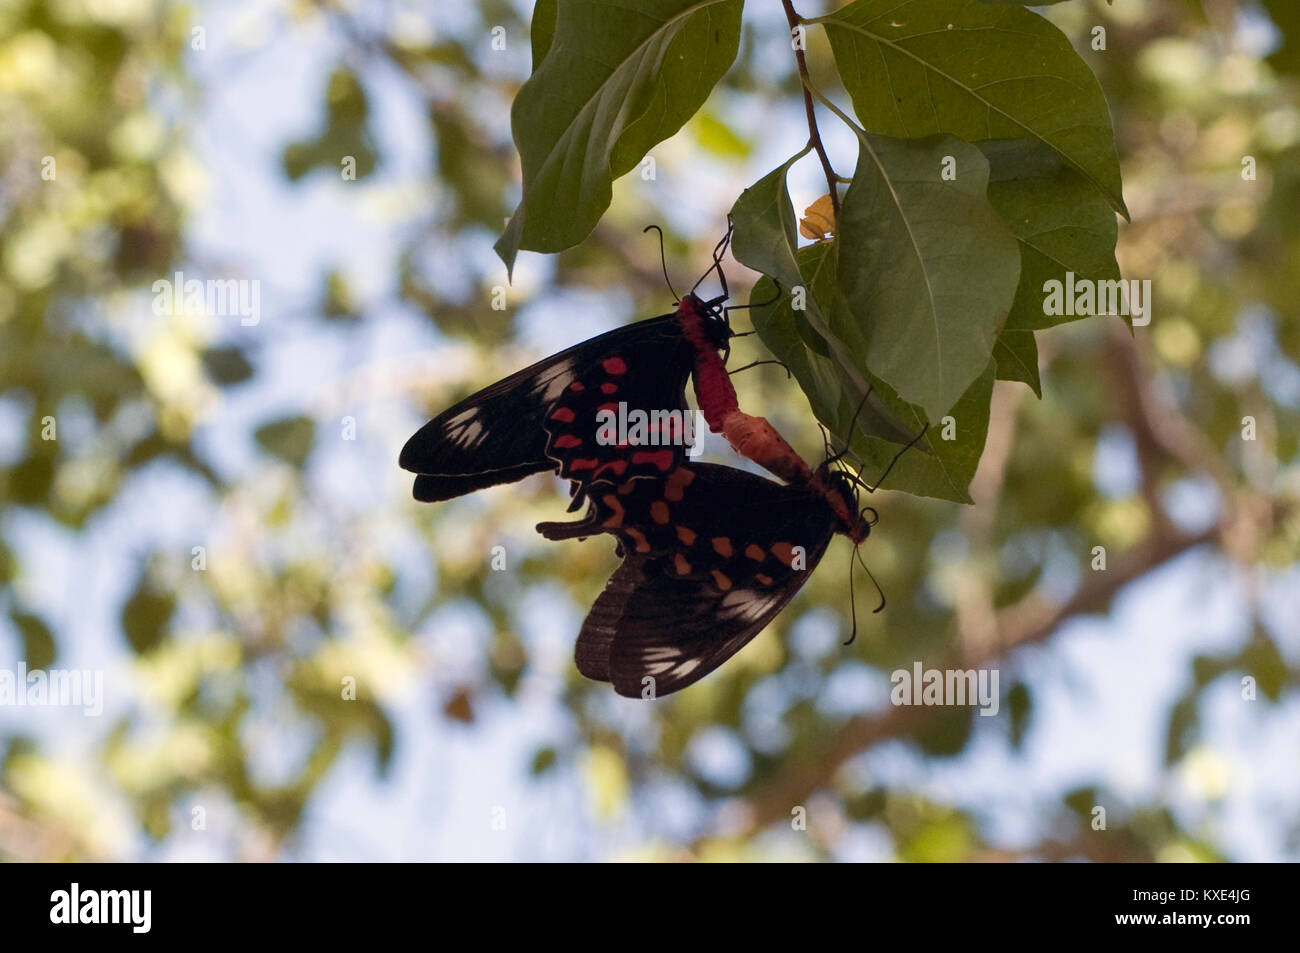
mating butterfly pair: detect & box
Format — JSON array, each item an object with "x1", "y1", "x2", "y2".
[{"x1": 401, "y1": 254, "x2": 873, "y2": 696}]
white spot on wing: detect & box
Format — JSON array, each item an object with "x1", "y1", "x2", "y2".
[
  {"x1": 534, "y1": 360, "x2": 575, "y2": 403},
  {"x1": 719, "y1": 590, "x2": 768, "y2": 623},
  {"x1": 453, "y1": 419, "x2": 484, "y2": 448}
]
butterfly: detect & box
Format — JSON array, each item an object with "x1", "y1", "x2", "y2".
[
  {"x1": 537, "y1": 460, "x2": 871, "y2": 697},
  {"x1": 399, "y1": 291, "x2": 731, "y2": 504}
]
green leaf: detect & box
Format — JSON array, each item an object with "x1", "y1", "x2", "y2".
[
  {"x1": 255, "y1": 416, "x2": 316, "y2": 467},
  {"x1": 752, "y1": 245, "x2": 995, "y2": 503},
  {"x1": 495, "y1": 0, "x2": 743, "y2": 275},
  {"x1": 1261, "y1": 1, "x2": 1300, "y2": 76},
  {"x1": 730, "y1": 151, "x2": 813, "y2": 298},
  {"x1": 837, "y1": 133, "x2": 1020, "y2": 421},
  {"x1": 820, "y1": 0, "x2": 1127, "y2": 218},
  {"x1": 12, "y1": 611, "x2": 56, "y2": 670},
  {"x1": 121, "y1": 577, "x2": 175, "y2": 654},
  {"x1": 993, "y1": 329, "x2": 1041, "y2": 396},
  {"x1": 1006, "y1": 681, "x2": 1031, "y2": 749},
  {"x1": 531, "y1": 0, "x2": 559, "y2": 69},
  {"x1": 200, "y1": 346, "x2": 255, "y2": 385},
  {"x1": 978, "y1": 138, "x2": 1120, "y2": 333},
  {"x1": 531, "y1": 746, "x2": 559, "y2": 775},
  {"x1": 743, "y1": 238, "x2": 919, "y2": 449}
]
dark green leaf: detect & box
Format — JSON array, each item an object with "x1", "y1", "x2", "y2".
[
  {"x1": 822, "y1": 0, "x2": 1127, "y2": 217},
  {"x1": 255, "y1": 416, "x2": 316, "y2": 467},
  {"x1": 495, "y1": 0, "x2": 743, "y2": 275},
  {"x1": 978, "y1": 138, "x2": 1121, "y2": 333},
  {"x1": 12, "y1": 611, "x2": 56, "y2": 669},
  {"x1": 993, "y1": 329, "x2": 1041, "y2": 395},
  {"x1": 200, "y1": 346, "x2": 255, "y2": 385},
  {"x1": 121, "y1": 577, "x2": 175, "y2": 654},
  {"x1": 837, "y1": 133, "x2": 1020, "y2": 421}
]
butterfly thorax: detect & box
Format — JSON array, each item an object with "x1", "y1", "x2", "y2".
[{"x1": 675, "y1": 294, "x2": 737, "y2": 431}]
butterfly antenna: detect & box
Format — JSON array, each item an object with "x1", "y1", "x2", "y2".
[
  {"x1": 727, "y1": 358, "x2": 792, "y2": 380},
  {"x1": 846, "y1": 544, "x2": 859, "y2": 646},
  {"x1": 857, "y1": 546, "x2": 886, "y2": 614},
  {"x1": 691, "y1": 222, "x2": 735, "y2": 298},
  {"x1": 826, "y1": 385, "x2": 874, "y2": 467},
  {"x1": 643, "y1": 225, "x2": 680, "y2": 302}
]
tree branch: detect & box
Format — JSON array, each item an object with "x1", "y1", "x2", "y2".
[{"x1": 782, "y1": 0, "x2": 840, "y2": 216}]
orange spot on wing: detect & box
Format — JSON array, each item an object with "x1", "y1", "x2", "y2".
[
  {"x1": 745, "y1": 544, "x2": 766, "y2": 562},
  {"x1": 600, "y1": 494, "x2": 625, "y2": 529},
  {"x1": 591, "y1": 459, "x2": 629, "y2": 479},
  {"x1": 771, "y1": 542, "x2": 796, "y2": 566},
  {"x1": 664, "y1": 466, "x2": 695, "y2": 500},
  {"x1": 756, "y1": 573, "x2": 774, "y2": 586},
  {"x1": 626, "y1": 527, "x2": 651, "y2": 554},
  {"x1": 650, "y1": 501, "x2": 670, "y2": 524},
  {"x1": 710, "y1": 570, "x2": 733, "y2": 591},
  {"x1": 711, "y1": 537, "x2": 733, "y2": 558},
  {"x1": 676, "y1": 526, "x2": 697, "y2": 546},
  {"x1": 673, "y1": 553, "x2": 692, "y2": 575}
]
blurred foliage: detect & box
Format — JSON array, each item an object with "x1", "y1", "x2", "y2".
[{"x1": 0, "y1": 0, "x2": 1297, "y2": 861}]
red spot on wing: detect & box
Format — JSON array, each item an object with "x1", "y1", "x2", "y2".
[
  {"x1": 600, "y1": 382, "x2": 618, "y2": 395},
  {"x1": 553, "y1": 435, "x2": 582, "y2": 449},
  {"x1": 568, "y1": 458, "x2": 599, "y2": 472},
  {"x1": 550, "y1": 406, "x2": 576, "y2": 423},
  {"x1": 631, "y1": 449, "x2": 675, "y2": 472},
  {"x1": 568, "y1": 381, "x2": 585, "y2": 392},
  {"x1": 602, "y1": 356, "x2": 628, "y2": 376}
]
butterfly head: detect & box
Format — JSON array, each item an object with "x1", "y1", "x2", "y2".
[
  {"x1": 678, "y1": 292, "x2": 735, "y2": 348},
  {"x1": 819, "y1": 464, "x2": 871, "y2": 544}
]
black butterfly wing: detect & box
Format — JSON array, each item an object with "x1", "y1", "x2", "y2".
[
  {"x1": 401, "y1": 314, "x2": 694, "y2": 502},
  {"x1": 540, "y1": 462, "x2": 837, "y2": 697}
]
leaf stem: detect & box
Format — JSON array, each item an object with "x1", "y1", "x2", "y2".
[{"x1": 782, "y1": 0, "x2": 840, "y2": 217}]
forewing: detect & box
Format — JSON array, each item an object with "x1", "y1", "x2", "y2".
[{"x1": 400, "y1": 315, "x2": 693, "y2": 502}]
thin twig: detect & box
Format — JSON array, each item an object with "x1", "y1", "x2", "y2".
[{"x1": 782, "y1": 0, "x2": 840, "y2": 217}]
